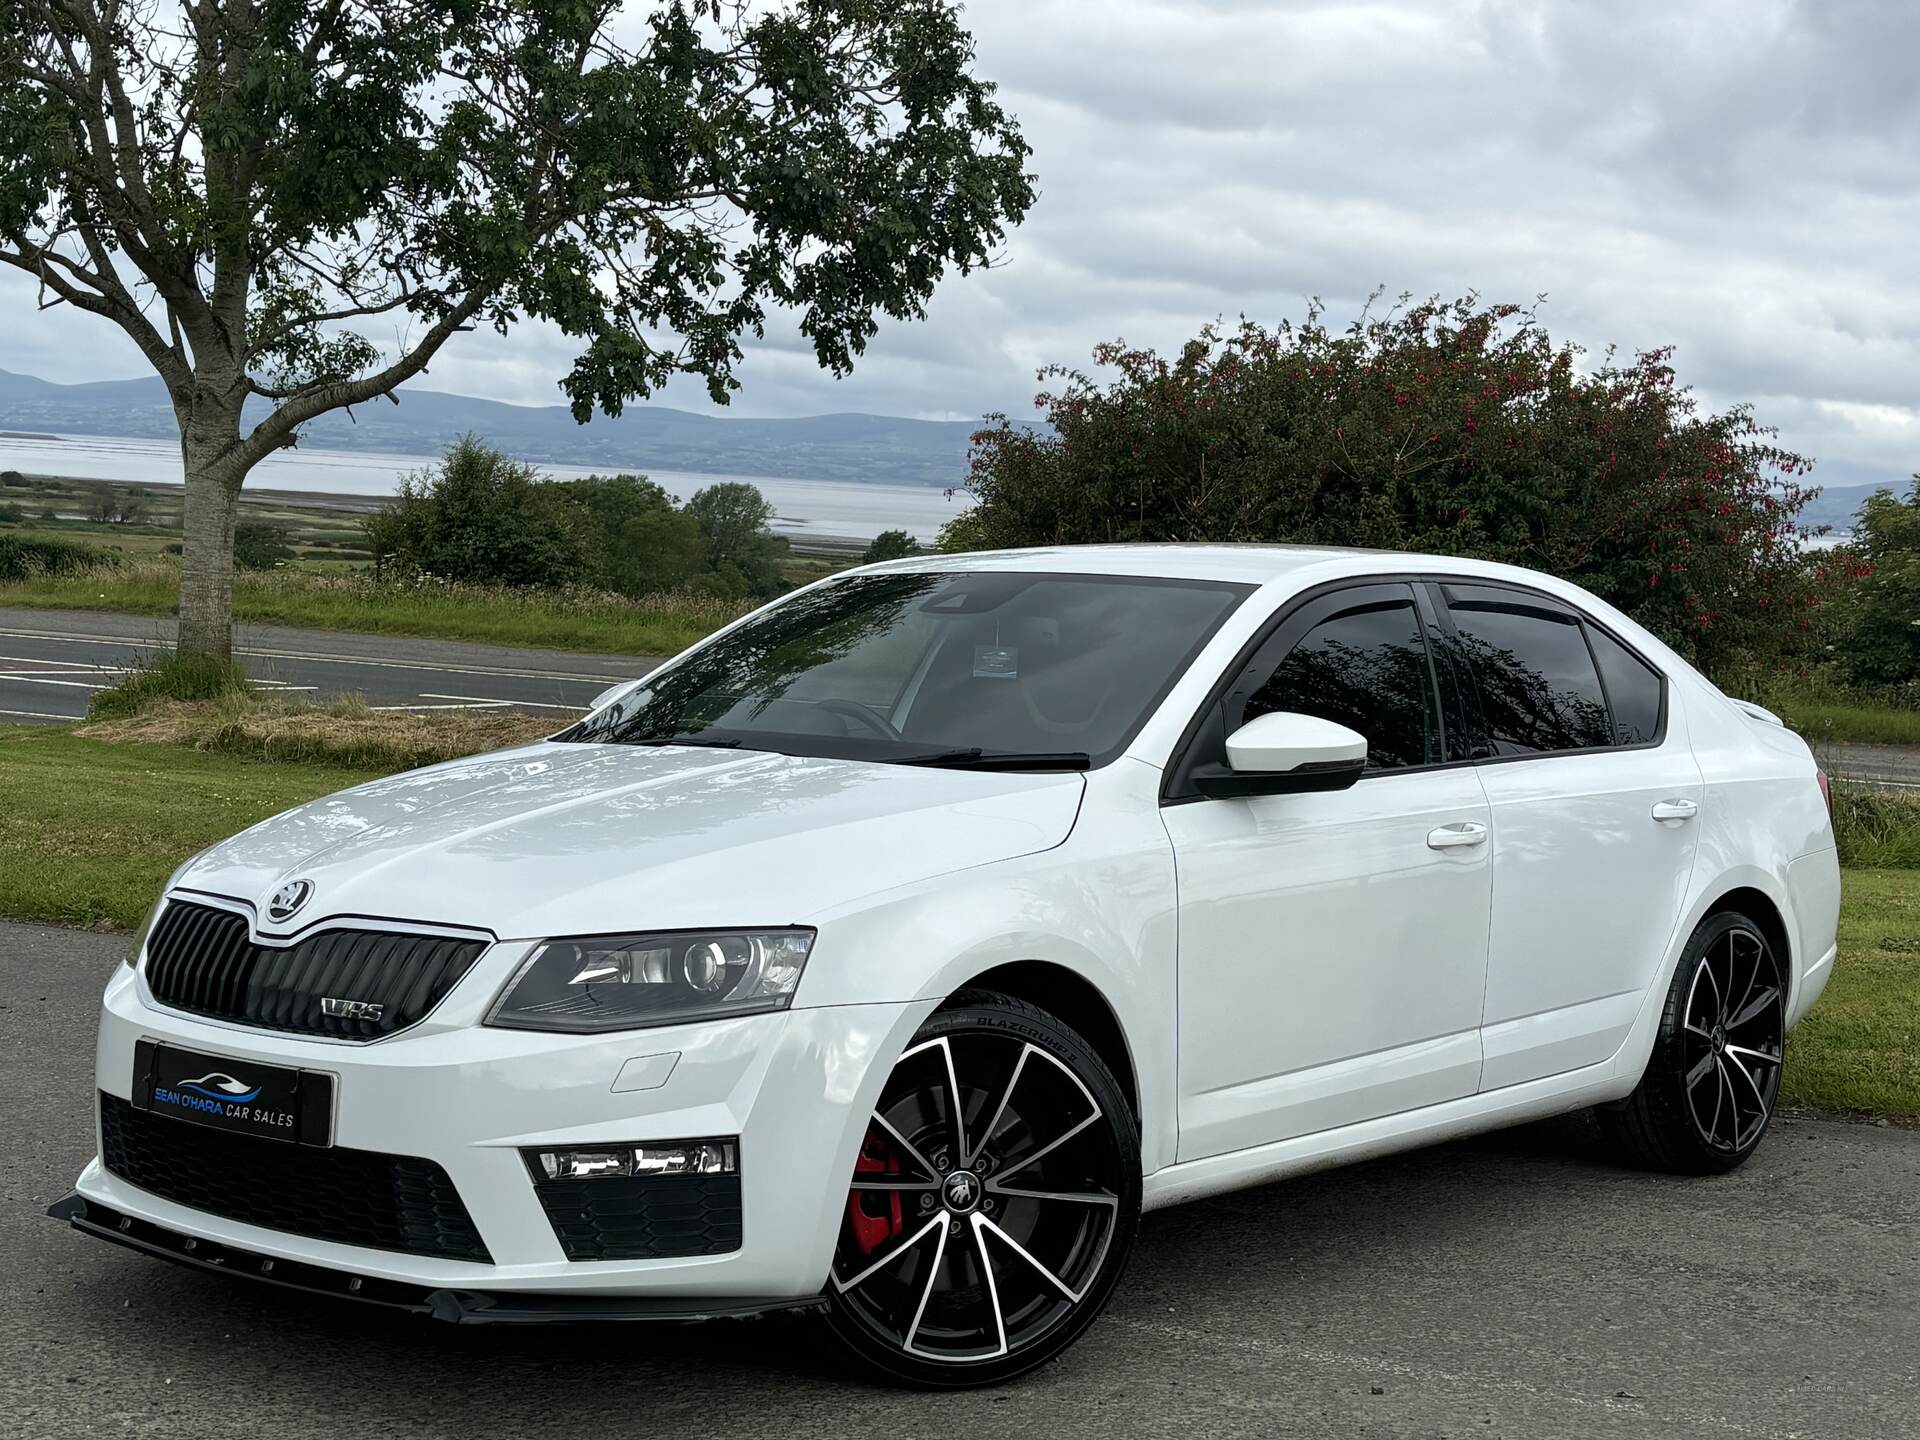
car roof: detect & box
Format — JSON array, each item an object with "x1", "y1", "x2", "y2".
[{"x1": 865, "y1": 542, "x2": 1569, "y2": 591}]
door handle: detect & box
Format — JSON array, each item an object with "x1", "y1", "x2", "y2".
[
  {"x1": 1427, "y1": 821, "x2": 1489, "y2": 850},
  {"x1": 1651, "y1": 798, "x2": 1699, "y2": 822}
]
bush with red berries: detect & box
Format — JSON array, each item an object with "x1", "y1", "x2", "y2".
[{"x1": 948, "y1": 295, "x2": 1858, "y2": 674}]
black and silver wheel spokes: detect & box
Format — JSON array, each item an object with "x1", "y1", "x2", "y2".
[
  {"x1": 833, "y1": 1034, "x2": 1121, "y2": 1364},
  {"x1": 1681, "y1": 925, "x2": 1785, "y2": 1153}
]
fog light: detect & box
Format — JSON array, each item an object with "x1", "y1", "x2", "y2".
[{"x1": 528, "y1": 1139, "x2": 739, "y2": 1182}]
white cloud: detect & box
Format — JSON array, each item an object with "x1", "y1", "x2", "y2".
[{"x1": 5, "y1": 0, "x2": 1917, "y2": 493}]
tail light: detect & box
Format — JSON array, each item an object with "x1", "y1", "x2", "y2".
[{"x1": 1816, "y1": 768, "x2": 1832, "y2": 816}]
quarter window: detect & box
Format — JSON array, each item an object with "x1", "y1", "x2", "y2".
[
  {"x1": 1587, "y1": 624, "x2": 1665, "y2": 745},
  {"x1": 1242, "y1": 596, "x2": 1443, "y2": 770},
  {"x1": 1442, "y1": 589, "x2": 1611, "y2": 755}
]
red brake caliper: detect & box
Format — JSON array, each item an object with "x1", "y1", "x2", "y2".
[{"x1": 846, "y1": 1124, "x2": 906, "y2": 1257}]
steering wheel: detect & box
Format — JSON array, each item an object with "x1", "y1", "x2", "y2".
[{"x1": 813, "y1": 698, "x2": 905, "y2": 741}]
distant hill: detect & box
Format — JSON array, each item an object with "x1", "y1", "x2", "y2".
[{"x1": 0, "y1": 368, "x2": 978, "y2": 488}]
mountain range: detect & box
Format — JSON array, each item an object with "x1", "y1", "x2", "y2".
[
  {"x1": 0, "y1": 368, "x2": 978, "y2": 488},
  {"x1": 0, "y1": 367, "x2": 1896, "y2": 529}
]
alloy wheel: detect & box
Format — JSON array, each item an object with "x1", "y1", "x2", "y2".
[
  {"x1": 831, "y1": 1027, "x2": 1129, "y2": 1371},
  {"x1": 1680, "y1": 922, "x2": 1785, "y2": 1153}
]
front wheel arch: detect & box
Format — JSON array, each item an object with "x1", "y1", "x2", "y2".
[{"x1": 950, "y1": 961, "x2": 1139, "y2": 1124}]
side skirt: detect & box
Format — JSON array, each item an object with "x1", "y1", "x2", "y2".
[{"x1": 1142, "y1": 1060, "x2": 1627, "y2": 1213}]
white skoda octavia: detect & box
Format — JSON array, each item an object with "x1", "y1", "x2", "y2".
[{"x1": 55, "y1": 545, "x2": 1840, "y2": 1386}]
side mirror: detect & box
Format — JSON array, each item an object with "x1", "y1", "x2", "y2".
[{"x1": 1194, "y1": 711, "x2": 1368, "y2": 798}]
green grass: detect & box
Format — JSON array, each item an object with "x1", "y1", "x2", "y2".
[
  {"x1": 1727, "y1": 670, "x2": 1920, "y2": 747},
  {"x1": 0, "y1": 556, "x2": 744, "y2": 656},
  {"x1": 1832, "y1": 784, "x2": 1920, "y2": 869},
  {"x1": 86, "y1": 651, "x2": 255, "y2": 721},
  {"x1": 1780, "y1": 869, "x2": 1920, "y2": 1120},
  {"x1": 0, "y1": 728, "x2": 378, "y2": 929}
]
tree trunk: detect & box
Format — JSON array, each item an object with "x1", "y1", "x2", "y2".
[{"x1": 177, "y1": 453, "x2": 242, "y2": 662}]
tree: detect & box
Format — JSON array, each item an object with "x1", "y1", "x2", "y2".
[
  {"x1": 233, "y1": 522, "x2": 294, "y2": 570},
  {"x1": 1836, "y1": 478, "x2": 1920, "y2": 686},
  {"x1": 688, "y1": 480, "x2": 787, "y2": 597},
  {"x1": 363, "y1": 437, "x2": 589, "y2": 586},
  {"x1": 564, "y1": 472, "x2": 706, "y2": 595},
  {"x1": 953, "y1": 296, "x2": 1855, "y2": 673},
  {"x1": 861, "y1": 528, "x2": 920, "y2": 563},
  {"x1": 0, "y1": 1, "x2": 1033, "y2": 659}
]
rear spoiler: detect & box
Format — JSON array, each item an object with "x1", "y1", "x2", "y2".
[{"x1": 1729, "y1": 697, "x2": 1785, "y2": 728}]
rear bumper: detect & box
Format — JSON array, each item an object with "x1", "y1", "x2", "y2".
[
  {"x1": 47, "y1": 1193, "x2": 826, "y2": 1324},
  {"x1": 83, "y1": 961, "x2": 935, "y2": 1299}
]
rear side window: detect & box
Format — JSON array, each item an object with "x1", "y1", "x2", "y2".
[
  {"x1": 1587, "y1": 624, "x2": 1665, "y2": 745},
  {"x1": 1242, "y1": 594, "x2": 1443, "y2": 770},
  {"x1": 1443, "y1": 589, "x2": 1611, "y2": 755}
]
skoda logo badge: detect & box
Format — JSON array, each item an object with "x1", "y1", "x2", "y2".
[
  {"x1": 267, "y1": 879, "x2": 314, "y2": 922},
  {"x1": 942, "y1": 1169, "x2": 983, "y2": 1213}
]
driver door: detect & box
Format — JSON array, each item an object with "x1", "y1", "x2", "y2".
[{"x1": 1162, "y1": 582, "x2": 1494, "y2": 1161}]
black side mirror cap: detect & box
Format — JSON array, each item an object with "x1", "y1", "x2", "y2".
[{"x1": 1190, "y1": 759, "x2": 1366, "y2": 799}]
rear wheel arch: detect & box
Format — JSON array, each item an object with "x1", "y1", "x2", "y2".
[
  {"x1": 1701, "y1": 885, "x2": 1793, "y2": 1010},
  {"x1": 943, "y1": 961, "x2": 1139, "y2": 1124}
]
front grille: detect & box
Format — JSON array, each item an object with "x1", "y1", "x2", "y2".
[
  {"x1": 144, "y1": 900, "x2": 487, "y2": 1040},
  {"x1": 100, "y1": 1093, "x2": 491, "y2": 1262},
  {"x1": 532, "y1": 1174, "x2": 743, "y2": 1261}
]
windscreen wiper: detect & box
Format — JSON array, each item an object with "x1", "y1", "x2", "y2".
[
  {"x1": 619, "y1": 734, "x2": 744, "y2": 750},
  {"x1": 889, "y1": 749, "x2": 1092, "y2": 772}
]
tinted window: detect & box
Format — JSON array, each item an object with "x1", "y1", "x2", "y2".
[
  {"x1": 565, "y1": 571, "x2": 1247, "y2": 768},
  {"x1": 1588, "y1": 624, "x2": 1664, "y2": 744},
  {"x1": 1444, "y1": 590, "x2": 1611, "y2": 755},
  {"x1": 1243, "y1": 597, "x2": 1442, "y2": 770}
]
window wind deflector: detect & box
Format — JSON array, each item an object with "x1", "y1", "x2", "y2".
[{"x1": 887, "y1": 748, "x2": 1092, "y2": 772}]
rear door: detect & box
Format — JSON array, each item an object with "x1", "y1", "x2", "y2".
[{"x1": 1431, "y1": 582, "x2": 1701, "y2": 1090}]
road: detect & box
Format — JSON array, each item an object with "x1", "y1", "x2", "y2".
[
  {"x1": 0, "y1": 607, "x2": 665, "y2": 725},
  {"x1": 4, "y1": 922, "x2": 1916, "y2": 1439},
  {"x1": 1818, "y1": 741, "x2": 1920, "y2": 793}
]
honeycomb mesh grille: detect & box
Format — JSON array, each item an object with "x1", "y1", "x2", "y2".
[
  {"x1": 100, "y1": 1093, "x2": 491, "y2": 1263},
  {"x1": 532, "y1": 1175, "x2": 743, "y2": 1261},
  {"x1": 143, "y1": 901, "x2": 486, "y2": 1040}
]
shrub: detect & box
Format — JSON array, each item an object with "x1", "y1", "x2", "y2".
[
  {"x1": 1834, "y1": 478, "x2": 1920, "y2": 686},
  {"x1": 363, "y1": 437, "x2": 591, "y2": 586},
  {"x1": 0, "y1": 534, "x2": 119, "y2": 580},
  {"x1": 0, "y1": 501, "x2": 22, "y2": 524},
  {"x1": 87, "y1": 651, "x2": 255, "y2": 722},
  {"x1": 862, "y1": 528, "x2": 920, "y2": 564},
  {"x1": 956, "y1": 295, "x2": 1860, "y2": 673},
  {"x1": 234, "y1": 522, "x2": 297, "y2": 570}
]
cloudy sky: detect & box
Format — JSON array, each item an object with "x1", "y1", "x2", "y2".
[{"x1": 4, "y1": 0, "x2": 1916, "y2": 492}]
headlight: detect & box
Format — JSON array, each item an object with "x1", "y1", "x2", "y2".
[
  {"x1": 486, "y1": 928, "x2": 816, "y2": 1033},
  {"x1": 125, "y1": 895, "x2": 166, "y2": 970},
  {"x1": 126, "y1": 851, "x2": 203, "y2": 969}
]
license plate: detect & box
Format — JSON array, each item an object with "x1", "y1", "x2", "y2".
[{"x1": 131, "y1": 1040, "x2": 334, "y2": 1146}]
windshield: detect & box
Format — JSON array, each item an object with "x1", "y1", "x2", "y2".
[{"x1": 560, "y1": 571, "x2": 1250, "y2": 769}]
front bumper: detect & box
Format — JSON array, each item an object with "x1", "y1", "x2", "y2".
[{"x1": 77, "y1": 961, "x2": 934, "y2": 1300}]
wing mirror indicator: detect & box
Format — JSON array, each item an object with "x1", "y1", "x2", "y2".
[{"x1": 1193, "y1": 711, "x2": 1368, "y2": 798}]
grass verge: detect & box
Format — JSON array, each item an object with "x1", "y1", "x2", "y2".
[
  {"x1": 1728, "y1": 670, "x2": 1920, "y2": 747},
  {"x1": 1779, "y1": 868, "x2": 1920, "y2": 1120},
  {"x1": 0, "y1": 556, "x2": 744, "y2": 656},
  {"x1": 0, "y1": 721, "x2": 1914, "y2": 1117},
  {"x1": 0, "y1": 728, "x2": 379, "y2": 929},
  {"x1": 1832, "y1": 784, "x2": 1920, "y2": 869},
  {"x1": 78, "y1": 697, "x2": 557, "y2": 770}
]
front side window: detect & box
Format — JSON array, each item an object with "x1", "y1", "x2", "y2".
[
  {"x1": 562, "y1": 571, "x2": 1249, "y2": 768},
  {"x1": 1443, "y1": 587, "x2": 1611, "y2": 755},
  {"x1": 1241, "y1": 594, "x2": 1443, "y2": 770}
]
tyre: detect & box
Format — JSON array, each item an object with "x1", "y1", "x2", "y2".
[
  {"x1": 826, "y1": 989, "x2": 1141, "y2": 1387},
  {"x1": 1598, "y1": 911, "x2": 1787, "y2": 1174}
]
